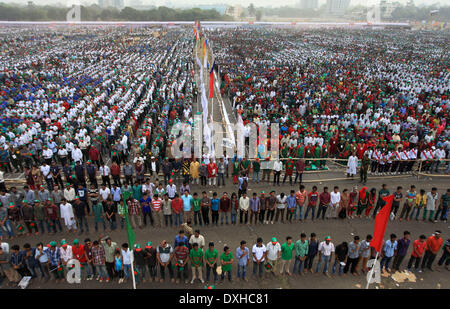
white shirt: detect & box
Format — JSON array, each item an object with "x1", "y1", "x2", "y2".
[
  {"x1": 239, "y1": 196, "x2": 250, "y2": 211},
  {"x1": 189, "y1": 235, "x2": 205, "y2": 248},
  {"x1": 40, "y1": 165, "x2": 52, "y2": 179},
  {"x1": 121, "y1": 249, "x2": 132, "y2": 265},
  {"x1": 252, "y1": 244, "x2": 267, "y2": 262},
  {"x1": 0, "y1": 242, "x2": 9, "y2": 253},
  {"x1": 318, "y1": 241, "x2": 335, "y2": 256},
  {"x1": 266, "y1": 242, "x2": 281, "y2": 261},
  {"x1": 273, "y1": 160, "x2": 283, "y2": 172},
  {"x1": 99, "y1": 187, "x2": 111, "y2": 201},
  {"x1": 99, "y1": 166, "x2": 110, "y2": 176},
  {"x1": 330, "y1": 192, "x2": 341, "y2": 205}
]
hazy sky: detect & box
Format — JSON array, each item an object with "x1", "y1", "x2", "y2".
[{"x1": 3, "y1": 0, "x2": 449, "y2": 7}]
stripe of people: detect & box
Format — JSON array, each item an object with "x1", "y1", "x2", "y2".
[
  {"x1": 0, "y1": 183, "x2": 449, "y2": 241},
  {"x1": 0, "y1": 229, "x2": 448, "y2": 286}
]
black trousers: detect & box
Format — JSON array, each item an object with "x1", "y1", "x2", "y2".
[
  {"x1": 102, "y1": 175, "x2": 111, "y2": 188},
  {"x1": 201, "y1": 207, "x2": 210, "y2": 225},
  {"x1": 392, "y1": 254, "x2": 406, "y2": 271},
  {"x1": 239, "y1": 210, "x2": 248, "y2": 224},
  {"x1": 294, "y1": 172, "x2": 303, "y2": 184},
  {"x1": 407, "y1": 255, "x2": 422, "y2": 270},
  {"x1": 106, "y1": 262, "x2": 115, "y2": 278},
  {"x1": 305, "y1": 254, "x2": 316, "y2": 270},
  {"x1": 160, "y1": 262, "x2": 174, "y2": 280},
  {"x1": 266, "y1": 209, "x2": 275, "y2": 222},
  {"x1": 273, "y1": 171, "x2": 281, "y2": 185},
  {"x1": 391, "y1": 161, "x2": 399, "y2": 173},
  {"x1": 344, "y1": 257, "x2": 359, "y2": 274},
  {"x1": 421, "y1": 250, "x2": 437, "y2": 269}
]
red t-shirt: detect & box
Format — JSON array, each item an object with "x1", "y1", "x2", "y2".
[
  {"x1": 72, "y1": 245, "x2": 87, "y2": 263},
  {"x1": 411, "y1": 239, "x2": 427, "y2": 258},
  {"x1": 172, "y1": 198, "x2": 183, "y2": 213}
]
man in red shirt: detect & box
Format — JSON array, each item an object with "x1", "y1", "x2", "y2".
[
  {"x1": 72, "y1": 239, "x2": 90, "y2": 279},
  {"x1": 305, "y1": 186, "x2": 319, "y2": 221},
  {"x1": 295, "y1": 185, "x2": 308, "y2": 221},
  {"x1": 407, "y1": 234, "x2": 427, "y2": 272},
  {"x1": 110, "y1": 162, "x2": 121, "y2": 186},
  {"x1": 207, "y1": 160, "x2": 217, "y2": 186},
  {"x1": 317, "y1": 187, "x2": 331, "y2": 220},
  {"x1": 44, "y1": 199, "x2": 62, "y2": 233},
  {"x1": 88, "y1": 146, "x2": 101, "y2": 168},
  {"x1": 172, "y1": 194, "x2": 184, "y2": 227},
  {"x1": 421, "y1": 231, "x2": 443, "y2": 271}
]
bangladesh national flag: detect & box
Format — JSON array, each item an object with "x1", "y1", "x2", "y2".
[{"x1": 124, "y1": 197, "x2": 135, "y2": 249}]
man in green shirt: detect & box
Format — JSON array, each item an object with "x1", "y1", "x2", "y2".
[
  {"x1": 280, "y1": 236, "x2": 295, "y2": 276},
  {"x1": 191, "y1": 193, "x2": 202, "y2": 226},
  {"x1": 372, "y1": 184, "x2": 390, "y2": 219},
  {"x1": 93, "y1": 202, "x2": 106, "y2": 231},
  {"x1": 293, "y1": 233, "x2": 309, "y2": 275},
  {"x1": 204, "y1": 242, "x2": 218, "y2": 283},
  {"x1": 121, "y1": 184, "x2": 132, "y2": 201},
  {"x1": 117, "y1": 201, "x2": 126, "y2": 230},
  {"x1": 189, "y1": 243, "x2": 204, "y2": 284},
  {"x1": 220, "y1": 246, "x2": 233, "y2": 282}
]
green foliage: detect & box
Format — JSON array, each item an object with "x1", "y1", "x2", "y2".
[{"x1": 0, "y1": 3, "x2": 230, "y2": 21}]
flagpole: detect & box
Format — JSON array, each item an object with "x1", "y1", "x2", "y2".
[
  {"x1": 130, "y1": 250, "x2": 136, "y2": 289},
  {"x1": 365, "y1": 251, "x2": 379, "y2": 289}
]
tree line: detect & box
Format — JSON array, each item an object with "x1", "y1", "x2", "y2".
[{"x1": 0, "y1": 4, "x2": 233, "y2": 21}]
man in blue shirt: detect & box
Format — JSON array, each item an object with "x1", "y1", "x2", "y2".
[
  {"x1": 236, "y1": 240, "x2": 250, "y2": 281},
  {"x1": 174, "y1": 230, "x2": 189, "y2": 248},
  {"x1": 139, "y1": 192, "x2": 152, "y2": 227},
  {"x1": 380, "y1": 234, "x2": 398, "y2": 272},
  {"x1": 181, "y1": 191, "x2": 193, "y2": 223},
  {"x1": 286, "y1": 190, "x2": 297, "y2": 223}
]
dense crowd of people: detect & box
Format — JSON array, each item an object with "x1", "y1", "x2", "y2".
[
  {"x1": 0, "y1": 25, "x2": 449, "y2": 287},
  {"x1": 208, "y1": 28, "x2": 449, "y2": 173}
]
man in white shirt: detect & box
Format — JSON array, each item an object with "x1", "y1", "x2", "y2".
[
  {"x1": 99, "y1": 164, "x2": 111, "y2": 188},
  {"x1": 315, "y1": 236, "x2": 335, "y2": 277},
  {"x1": 40, "y1": 162, "x2": 54, "y2": 191},
  {"x1": 329, "y1": 186, "x2": 341, "y2": 219},
  {"x1": 189, "y1": 230, "x2": 205, "y2": 250},
  {"x1": 166, "y1": 180, "x2": 177, "y2": 199},
  {"x1": 273, "y1": 159, "x2": 283, "y2": 186},
  {"x1": 266, "y1": 237, "x2": 281, "y2": 275},
  {"x1": 432, "y1": 146, "x2": 446, "y2": 173},
  {"x1": 60, "y1": 198, "x2": 76, "y2": 232},
  {"x1": 252, "y1": 237, "x2": 267, "y2": 278},
  {"x1": 99, "y1": 184, "x2": 111, "y2": 202}
]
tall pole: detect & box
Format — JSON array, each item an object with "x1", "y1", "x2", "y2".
[{"x1": 130, "y1": 250, "x2": 136, "y2": 289}]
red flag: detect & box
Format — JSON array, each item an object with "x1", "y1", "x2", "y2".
[
  {"x1": 209, "y1": 70, "x2": 214, "y2": 99},
  {"x1": 370, "y1": 195, "x2": 394, "y2": 253}
]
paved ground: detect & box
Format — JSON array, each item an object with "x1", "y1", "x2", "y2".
[{"x1": 2, "y1": 173, "x2": 449, "y2": 290}]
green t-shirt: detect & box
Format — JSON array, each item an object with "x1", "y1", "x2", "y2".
[
  {"x1": 281, "y1": 242, "x2": 295, "y2": 261},
  {"x1": 204, "y1": 248, "x2": 218, "y2": 265},
  {"x1": 192, "y1": 198, "x2": 201, "y2": 212},
  {"x1": 220, "y1": 252, "x2": 233, "y2": 272},
  {"x1": 93, "y1": 203, "x2": 104, "y2": 221},
  {"x1": 189, "y1": 248, "x2": 203, "y2": 266},
  {"x1": 442, "y1": 193, "x2": 450, "y2": 207}
]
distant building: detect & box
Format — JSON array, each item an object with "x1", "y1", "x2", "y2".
[
  {"x1": 225, "y1": 4, "x2": 243, "y2": 19},
  {"x1": 298, "y1": 0, "x2": 318, "y2": 10},
  {"x1": 380, "y1": 0, "x2": 400, "y2": 19},
  {"x1": 325, "y1": 0, "x2": 350, "y2": 15}
]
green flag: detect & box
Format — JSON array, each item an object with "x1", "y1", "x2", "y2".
[{"x1": 124, "y1": 200, "x2": 135, "y2": 248}]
